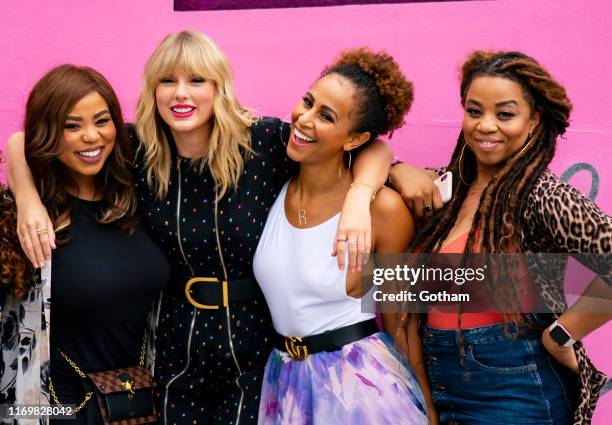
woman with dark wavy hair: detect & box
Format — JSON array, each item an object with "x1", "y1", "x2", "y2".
[
  {"x1": 0, "y1": 65, "x2": 170, "y2": 424},
  {"x1": 389, "y1": 51, "x2": 611, "y2": 424}
]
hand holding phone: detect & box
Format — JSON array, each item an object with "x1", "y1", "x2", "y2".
[{"x1": 433, "y1": 171, "x2": 453, "y2": 204}]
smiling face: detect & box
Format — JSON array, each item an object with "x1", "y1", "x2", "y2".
[
  {"x1": 462, "y1": 76, "x2": 540, "y2": 171},
  {"x1": 287, "y1": 73, "x2": 369, "y2": 165},
  {"x1": 57, "y1": 91, "x2": 116, "y2": 191},
  {"x1": 155, "y1": 68, "x2": 215, "y2": 142}
]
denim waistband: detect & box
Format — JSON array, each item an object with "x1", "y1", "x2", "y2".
[{"x1": 422, "y1": 314, "x2": 547, "y2": 345}]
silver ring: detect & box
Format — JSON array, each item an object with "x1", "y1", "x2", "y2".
[
  {"x1": 347, "y1": 240, "x2": 357, "y2": 245},
  {"x1": 423, "y1": 204, "x2": 433, "y2": 213}
]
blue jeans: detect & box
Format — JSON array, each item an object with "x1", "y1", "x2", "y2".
[{"x1": 422, "y1": 317, "x2": 578, "y2": 425}]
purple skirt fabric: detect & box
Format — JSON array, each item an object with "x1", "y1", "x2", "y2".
[{"x1": 259, "y1": 332, "x2": 429, "y2": 424}]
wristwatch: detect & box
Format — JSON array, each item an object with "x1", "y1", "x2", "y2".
[{"x1": 548, "y1": 320, "x2": 577, "y2": 348}]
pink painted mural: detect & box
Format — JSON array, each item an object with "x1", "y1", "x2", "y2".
[{"x1": 0, "y1": 0, "x2": 610, "y2": 420}]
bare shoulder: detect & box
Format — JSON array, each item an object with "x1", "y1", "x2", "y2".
[
  {"x1": 372, "y1": 187, "x2": 414, "y2": 251},
  {"x1": 372, "y1": 186, "x2": 411, "y2": 219}
]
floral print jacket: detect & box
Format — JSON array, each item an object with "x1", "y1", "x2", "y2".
[
  {"x1": 0, "y1": 265, "x2": 50, "y2": 425},
  {"x1": 0, "y1": 260, "x2": 159, "y2": 425}
]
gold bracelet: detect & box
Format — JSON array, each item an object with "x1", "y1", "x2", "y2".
[{"x1": 350, "y1": 182, "x2": 376, "y2": 201}]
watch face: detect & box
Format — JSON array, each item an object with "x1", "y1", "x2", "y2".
[{"x1": 550, "y1": 325, "x2": 571, "y2": 346}]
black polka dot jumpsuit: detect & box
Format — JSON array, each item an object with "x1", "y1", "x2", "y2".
[{"x1": 136, "y1": 118, "x2": 294, "y2": 424}]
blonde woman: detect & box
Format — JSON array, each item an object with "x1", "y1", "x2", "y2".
[{"x1": 7, "y1": 31, "x2": 392, "y2": 424}]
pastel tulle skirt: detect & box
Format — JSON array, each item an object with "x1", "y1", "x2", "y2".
[{"x1": 258, "y1": 332, "x2": 429, "y2": 425}]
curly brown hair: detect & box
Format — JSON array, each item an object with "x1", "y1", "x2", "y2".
[
  {"x1": 0, "y1": 160, "x2": 31, "y2": 298},
  {"x1": 322, "y1": 47, "x2": 414, "y2": 141},
  {"x1": 410, "y1": 50, "x2": 572, "y2": 332}
]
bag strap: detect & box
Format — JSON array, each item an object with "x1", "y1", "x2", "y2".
[{"x1": 48, "y1": 331, "x2": 147, "y2": 412}]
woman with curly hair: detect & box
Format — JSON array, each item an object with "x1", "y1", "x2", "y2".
[
  {"x1": 253, "y1": 48, "x2": 431, "y2": 425},
  {"x1": 0, "y1": 65, "x2": 170, "y2": 423},
  {"x1": 389, "y1": 51, "x2": 611, "y2": 424},
  {"x1": 6, "y1": 31, "x2": 393, "y2": 424},
  {"x1": 0, "y1": 185, "x2": 31, "y2": 301}
]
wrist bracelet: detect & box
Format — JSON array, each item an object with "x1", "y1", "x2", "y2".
[{"x1": 350, "y1": 182, "x2": 376, "y2": 201}]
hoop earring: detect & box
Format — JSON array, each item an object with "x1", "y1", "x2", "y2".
[
  {"x1": 348, "y1": 150, "x2": 352, "y2": 170},
  {"x1": 458, "y1": 143, "x2": 472, "y2": 185},
  {"x1": 514, "y1": 129, "x2": 535, "y2": 159}
]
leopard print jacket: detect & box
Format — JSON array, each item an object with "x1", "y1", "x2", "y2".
[
  {"x1": 424, "y1": 167, "x2": 611, "y2": 423},
  {"x1": 520, "y1": 169, "x2": 611, "y2": 425}
]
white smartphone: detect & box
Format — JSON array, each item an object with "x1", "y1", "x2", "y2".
[{"x1": 433, "y1": 171, "x2": 453, "y2": 204}]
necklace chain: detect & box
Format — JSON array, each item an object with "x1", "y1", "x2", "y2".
[{"x1": 295, "y1": 173, "x2": 349, "y2": 228}]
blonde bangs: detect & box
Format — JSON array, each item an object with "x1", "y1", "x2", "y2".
[
  {"x1": 136, "y1": 30, "x2": 256, "y2": 201},
  {"x1": 148, "y1": 36, "x2": 215, "y2": 86}
]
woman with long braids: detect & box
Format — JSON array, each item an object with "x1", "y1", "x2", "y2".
[
  {"x1": 389, "y1": 51, "x2": 611, "y2": 424},
  {"x1": 6, "y1": 31, "x2": 392, "y2": 424}
]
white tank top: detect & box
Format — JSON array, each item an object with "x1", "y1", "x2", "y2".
[{"x1": 253, "y1": 181, "x2": 375, "y2": 337}]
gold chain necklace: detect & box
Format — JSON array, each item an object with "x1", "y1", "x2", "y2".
[{"x1": 295, "y1": 173, "x2": 349, "y2": 228}]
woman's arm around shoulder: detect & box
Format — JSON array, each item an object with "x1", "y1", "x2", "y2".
[{"x1": 5, "y1": 131, "x2": 55, "y2": 268}]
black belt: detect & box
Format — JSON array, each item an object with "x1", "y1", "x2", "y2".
[
  {"x1": 184, "y1": 277, "x2": 262, "y2": 309},
  {"x1": 274, "y1": 319, "x2": 379, "y2": 360}
]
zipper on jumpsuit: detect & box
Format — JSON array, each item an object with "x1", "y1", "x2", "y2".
[
  {"x1": 162, "y1": 158, "x2": 245, "y2": 425},
  {"x1": 162, "y1": 159, "x2": 197, "y2": 425}
]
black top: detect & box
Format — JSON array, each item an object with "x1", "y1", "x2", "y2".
[
  {"x1": 50, "y1": 198, "x2": 170, "y2": 405},
  {"x1": 135, "y1": 117, "x2": 294, "y2": 286},
  {"x1": 0, "y1": 276, "x2": 7, "y2": 308}
]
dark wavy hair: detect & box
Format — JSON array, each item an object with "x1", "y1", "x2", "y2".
[
  {"x1": 1, "y1": 155, "x2": 31, "y2": 298},
  {"x1": 24, "y1": 65, "x2": 137, "y2": 238}
]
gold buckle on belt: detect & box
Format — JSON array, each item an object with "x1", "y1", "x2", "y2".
[
  {"x1": 185, "y1": 277, "x2": 228, "y2": 310},
  {"x1": 284, "y1": 336, "x2": 308, "y2": 360}
]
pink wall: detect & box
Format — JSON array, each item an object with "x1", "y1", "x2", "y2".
[{"x1": 1, "y1": 0, "x2": 610, "y2": 420}]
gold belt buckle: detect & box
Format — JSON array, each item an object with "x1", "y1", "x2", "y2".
[
  {"x1": 284, "y1": 336, "x2": 308, "y2": 360},
  {"x1": 185, "y1": 277, "x2": 229, "y2": 310}
]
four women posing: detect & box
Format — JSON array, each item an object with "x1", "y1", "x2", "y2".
[{"x1": 1, "y1": 30, "x2": 610, "y2": 425}]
